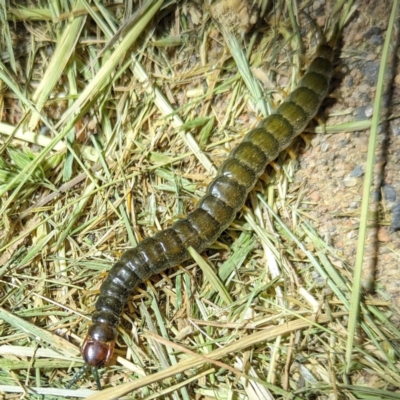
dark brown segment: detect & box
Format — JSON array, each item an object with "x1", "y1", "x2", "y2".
[
  {"x1": 219, "y1": 158, "x2": 257, "y2": 190},
  {"x1": 207, "y1": 175, "x2": 247, "y2": 211},
  {"x1": 245, "y1": 128, "x2": 280, "y2": 160},
  {"x1": 137, "y1": 237, "x2": 169, "y2": 275},
  {"x1": 198, "y1": 195, "x2": 236, "y2": 227},
  {"x1": 172, "y1": 218, "x2": 204, "y2": 250},
  {"x1": 259, "y1": 114, "x2": 295, "y2": 150},
  {"x1": 108, "y1": 258, "x2": 142, "y2": 288},
  {"x1": 95, "y1": 295, "x2": 124, "y2": 317},
  {"x1": 299, "y1": 72, "x2": 329, "y2": 99},
  {"x1": 99, "y1": 270, "x2": 131, "y2": 299},
  {"x1": 88, "y1": 323, "x2": 117, "y2": 342},
  {"x1": 277, "y1": 101, "x2": 309, "y2": 132},
  {"x1": 92, "y1": 309, "x2": 120, "y2": 327},
  {"x1": 308, "y1": 57, "x2": 333, "y2": 77},
  {"x1": 153, "y1": 228, "x2": 188, "y2": 266},
  {"x1": 231, "y1": 141, "x2": 268, "y2": 175},
  {"x1": 186, "y1": 208, "x2": 223, "y2": 247},
  {"x1": 288, "y1": 86, "x2": 321, "y2": 116},
  {"x1": 120, "y1": 248, "x2": 152, "y2": 281},
  {"x1": 315, "y1": 44, "x2": 334, "y2": 62}
]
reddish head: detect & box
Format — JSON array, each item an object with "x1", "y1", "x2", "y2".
[{"x1": 81, "y1": 323, "x2": 117, "y2": 367}]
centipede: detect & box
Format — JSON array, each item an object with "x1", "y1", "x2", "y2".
[{"x1": 68, "y1": 13, "x2": 338, "y2": 390}]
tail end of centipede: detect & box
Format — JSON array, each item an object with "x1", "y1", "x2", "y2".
[
  {"x1": 302, "y1": 9, "x2": 342, "y2": 49},
  {"x1": 324, "y1": 2, "x2": 357, "y2": 47},
  {"x1": 325, "y1": 21, "x2": 340, "y2": 48}
]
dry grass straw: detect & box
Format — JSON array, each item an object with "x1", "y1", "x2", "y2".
[{"x1": 0, "y1": 0, "x2": 399, "y2": 399}]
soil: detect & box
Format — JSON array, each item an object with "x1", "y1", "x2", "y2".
[{"x1": 294, "y1": 0, "x2": 400, "y2": 309}]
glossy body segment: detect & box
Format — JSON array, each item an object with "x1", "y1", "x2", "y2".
[{"x1": 81, "y1": 43, "x2": 335, "y2": 369}]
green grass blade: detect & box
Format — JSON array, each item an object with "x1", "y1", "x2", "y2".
[{"x1": 345, "y1": 0, "x2": 399, "y2": 373}]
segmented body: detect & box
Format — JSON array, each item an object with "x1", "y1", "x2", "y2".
[{"x1": 81, "y1": 42, "x2": 335, "y2": 368}]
